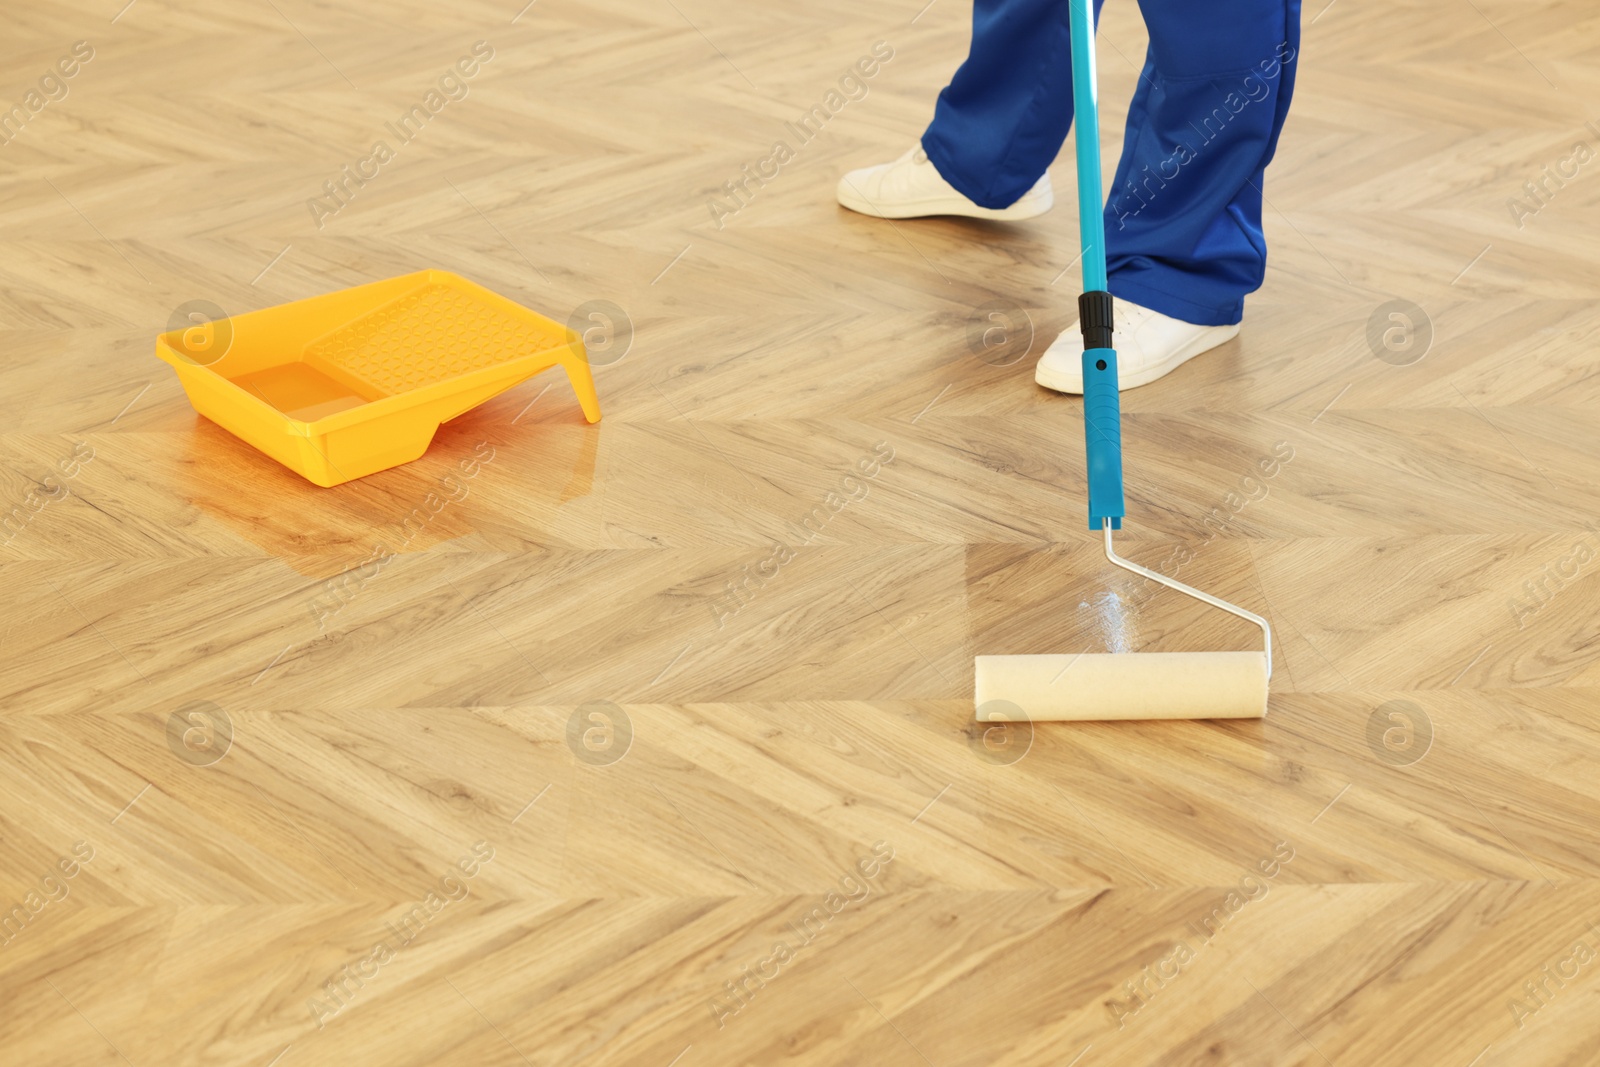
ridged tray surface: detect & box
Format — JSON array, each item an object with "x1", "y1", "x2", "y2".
[{"x1": 307, "y1": 282, "x2": 564, "y2": 394}]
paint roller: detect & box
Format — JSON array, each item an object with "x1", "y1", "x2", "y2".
[{"x1": 973, "y1": 0, "x2": 1272, "y2": 722}]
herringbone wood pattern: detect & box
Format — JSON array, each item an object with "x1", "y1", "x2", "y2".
[{"x1": 2, "y1": 0, "x2": 1599, "y2": 1065}]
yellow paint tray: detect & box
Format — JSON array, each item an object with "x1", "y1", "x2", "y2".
[{"x1": 155, "y1": 269, "x2": 601, "y2": 487}]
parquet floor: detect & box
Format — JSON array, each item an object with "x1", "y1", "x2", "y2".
[{"x1": 3, "y1": 0, "x2": 1600, "y2": 1064}]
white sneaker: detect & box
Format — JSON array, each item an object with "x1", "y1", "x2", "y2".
[
  {"x1": 1034, "y1": 298, "x2": 1240, "y2": 393},
  {"x1": 837, "y1": 146, "x2": 1053, "y2": 220}
]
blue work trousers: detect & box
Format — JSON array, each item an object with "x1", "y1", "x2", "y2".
[{"x1": 922, "y1": 0, "x2": 1301, "y2": 324}]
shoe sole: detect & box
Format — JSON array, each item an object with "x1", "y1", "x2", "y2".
[
  {"x1": 1033, "y1": 325, "x2": 1241, "y2": 394},
  {"x1": 837, "y1": 187, "x2": 1053, "y2": 221}
]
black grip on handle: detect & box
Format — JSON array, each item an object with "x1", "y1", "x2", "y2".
[{"x1": 1078, "y1": 291, "x2": 1114, "y2": 351}]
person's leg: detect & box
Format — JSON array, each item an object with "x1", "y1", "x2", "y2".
[
  {"x1": 1103, "y1": 0, "x2": 1302, "y2": 325},
  {"x1": 921, "y1": 0, "x2": 1105, "y2": 209}
]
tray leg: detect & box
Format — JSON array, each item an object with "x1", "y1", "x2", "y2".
[{"x1": 560, "y1": 351, "x2": 602, "y2": 424}]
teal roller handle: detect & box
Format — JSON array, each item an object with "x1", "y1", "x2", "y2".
[
  {"x1": 1083, "y1": 347, "x2": 1124, "y2": 529},
  {"x1": 1069, "y1": 0, "x2": 1123, "y2": 530},
  {"x1": 1069, "y1": 0, "x2": 1106, "y2": 292}
]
